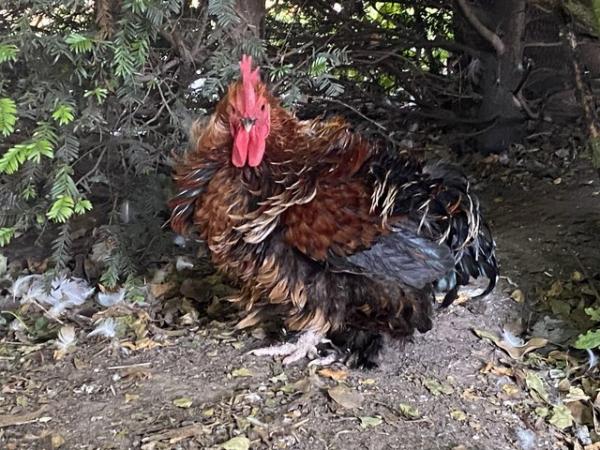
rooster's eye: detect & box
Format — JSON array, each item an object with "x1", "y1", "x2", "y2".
[{"x1": 260, "y1": 104, "x2": 266, "y2": 111}]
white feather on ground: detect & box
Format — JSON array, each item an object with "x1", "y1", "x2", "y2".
[
  {"x1": 97, "y1": 288, "x2": 126, "y2": 307},
  {"x1": 12, "y1": 274, "x2": 95, "y2": 317},
  {"x1": 55, "y1": 325, "x2": 77, "y2": 351},
  {"x1": 88, "y1": 318, "x2": 118, "y2": 338}
]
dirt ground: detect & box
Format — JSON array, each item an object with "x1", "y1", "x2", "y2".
[{"x1": 1, "y1": 154, "x2": 599, "y2": 450}]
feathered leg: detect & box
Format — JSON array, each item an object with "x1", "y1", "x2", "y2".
[{"x1": 248, "y1": 330, "x2": 334, "y2": 365}]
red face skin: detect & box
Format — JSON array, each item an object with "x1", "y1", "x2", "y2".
[{"x1": 228, "y1": 55, "x2": 271, "y2": 168}]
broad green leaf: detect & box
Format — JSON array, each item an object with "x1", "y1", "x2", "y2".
[
  {"x1": 574, "y1": 329, "x2": 600, "y2": 350},
  {"x1": 584, "y1": 307, "x2": 600, "y2": 322}
]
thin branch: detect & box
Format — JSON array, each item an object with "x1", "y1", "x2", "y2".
[{"x1": 456, "y1": 0, "x2": 505, "y2": 55}]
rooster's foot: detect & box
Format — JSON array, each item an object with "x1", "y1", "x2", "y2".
[{"x1": 248, "y1": 330, "x2": 331, "y2": 365}]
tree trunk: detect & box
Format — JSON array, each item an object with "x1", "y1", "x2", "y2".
[
  {"x1": 233, "y1": 0, "x2": 266, "y2": 42},
  {"x1": 455, "y1": 0, "x2": 527, "y2": 153}
]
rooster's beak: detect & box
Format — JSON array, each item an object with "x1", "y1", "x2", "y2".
[{"x1": 241, "y1": 117, "x2": 256, "y2": 133}]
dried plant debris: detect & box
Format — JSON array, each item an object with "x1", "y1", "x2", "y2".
[{"x1": 473, "y1": 328, "x2": 548, "y2": 360}]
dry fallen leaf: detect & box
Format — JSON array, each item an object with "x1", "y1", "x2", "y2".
[
  {"x1": 398, "y1": 403, "x2": 420, "y2": 419},
  {"x1": 501, "y1": 383, "x2": 520, "y2": 397},
  {"x1": 149, "y1": 281, "x2": 178, "y2": 299},
  {"x1": 318, "y1": 368, "x2": 348, "y2": 381},
  {"x1": 359, "y1": 416, "x2": 382, "y2": 429},
  {"x1": 450, "y1": 409, "x2": 467, "y2": 421},
  {"x1": 220, "y1": 435, "x2": 250, "y2": 450},
  {"x1": 511, "y1": 289, "x2": 525, "y2": 303},
  {"x1": 50, "y1": 433, "x2": 65, "y2": 449},
  {"x1": 121, "y1": 338, "x2": 162, "y2": 351},
  {"x1": 173, "y1": 397, "x2": 193, "y2": 409},
  {"x1": 125, "y1": 393, "x2": 139, "y2": 403},
  {"x1": 481, "y1": 362, "x2": 513, "y2": 377},
  {"x1": 525, "y1": 372, "x2": 549, "y2": 403},
  {"x1": 473, "y1": 328, "x2": 548, "y2": 360},
  {"x1": 328, "y1": 385, "x2": 364, "y2": 409},
  {"x1": 231, "y1": 367, "x2": 253, "y2": 378},
  {"x1": 572, "y1": 271, "x2": 584, "y2": 282},
  {"x1": 462, "y1": 387, "x2": 481, "y2": 401},
  {"x1": 549, "y1": 404, "x2": 573, "y2": 430},
  {"x1": 423, "y1": 378, "x2": 454, "y2": 396}
]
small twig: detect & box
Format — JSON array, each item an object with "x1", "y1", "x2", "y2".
[
  {"x1": 107, "y1": 362, "x2": 152, "y2": 370},
  {"x1": 316, "y1": 97, "x2": 386, "y2": 131},
  {"x1": 29, "y1": 300, "x2": 65, "y2": 325},
  {"x1": 0, "y1": 406, "x2": 49, "y2": 428},
  {"x1": 309, "y1": 96, "x2": 403, "y2": 147},
  {"x1": 76, "y1": 147, "x2": 107, "y2": 187}
]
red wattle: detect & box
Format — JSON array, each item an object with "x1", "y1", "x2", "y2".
[
  {"x1": 233, "y1": 130, "x2": 249, "y2": 167},
  {"x1": 248, "y1": 129, "x2": 266, "y2": 167}
]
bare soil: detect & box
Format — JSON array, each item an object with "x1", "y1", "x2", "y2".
[{"x1": 1, "y1": 157, "x2": 599, "y2": 450}]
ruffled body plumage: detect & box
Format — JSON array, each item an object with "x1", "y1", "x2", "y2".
[{"x1": 170, "y1": 91, "x2": 497, "y2": 367}]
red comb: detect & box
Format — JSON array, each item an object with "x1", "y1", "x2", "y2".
[
  {"x1": 240, "y1": 54, "x2": 260, "y2": 87},
  {"x1": 239, "y1": 55, "x2": 261, "y2": 113}
]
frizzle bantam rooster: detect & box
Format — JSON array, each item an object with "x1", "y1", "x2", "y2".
[{"x1": 169, "y1": 55, "x2": 498, "y2": 368}]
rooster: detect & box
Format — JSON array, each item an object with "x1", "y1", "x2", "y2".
[{"x1": 169, "y1": 55, "x2": 497, "y2": 368}]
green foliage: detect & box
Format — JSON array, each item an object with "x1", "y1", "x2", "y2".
[
  {"x1": 83, "y1": 87, "x2": 108, "y2": 104},
  {"x1": 0, "y1": 98, "x2": 17, "y2": 136},
  {"x1": 74, "y1": 198, "x2": 93, "y2": 214},
  {"x1": 0, "y1": 44, "x2": 19, "y2": 64},
  {"x1": 208, "y1": 0, "x2": 241, "y2": 28},
  {"x1": 573, "y1": 307, "x2": 600, "y2": 349},
  {"x1": 574, "y1": 329, "x2": 600, "y2": 350},
  {"x1": 565, "y1": 0, "x2": 600, "y2": 35},
  {"x1": 47, "y1": 195, "x2": 75, "y2": 223},
  {"x1": 0, "y1": 0, "x2": 457, "y2": 283},
  {"x1": 52, "y1": 104, "x2": 75, "y2": 126},
  {"x1": 0, "y1": 227, "x2": 15, "y2": 247},
  {"x1": 65, "y1": 33, "x2": 94, "y2": 54},
  {"x1": 51, "y1": 222, "x2": 72, "y2": 271},
  {"x1": 0, "y1": 0, "x2": 184, "y2": 277},
  {"x1": 585, "y1": 307, "x2": 600, "y2": 321}
]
